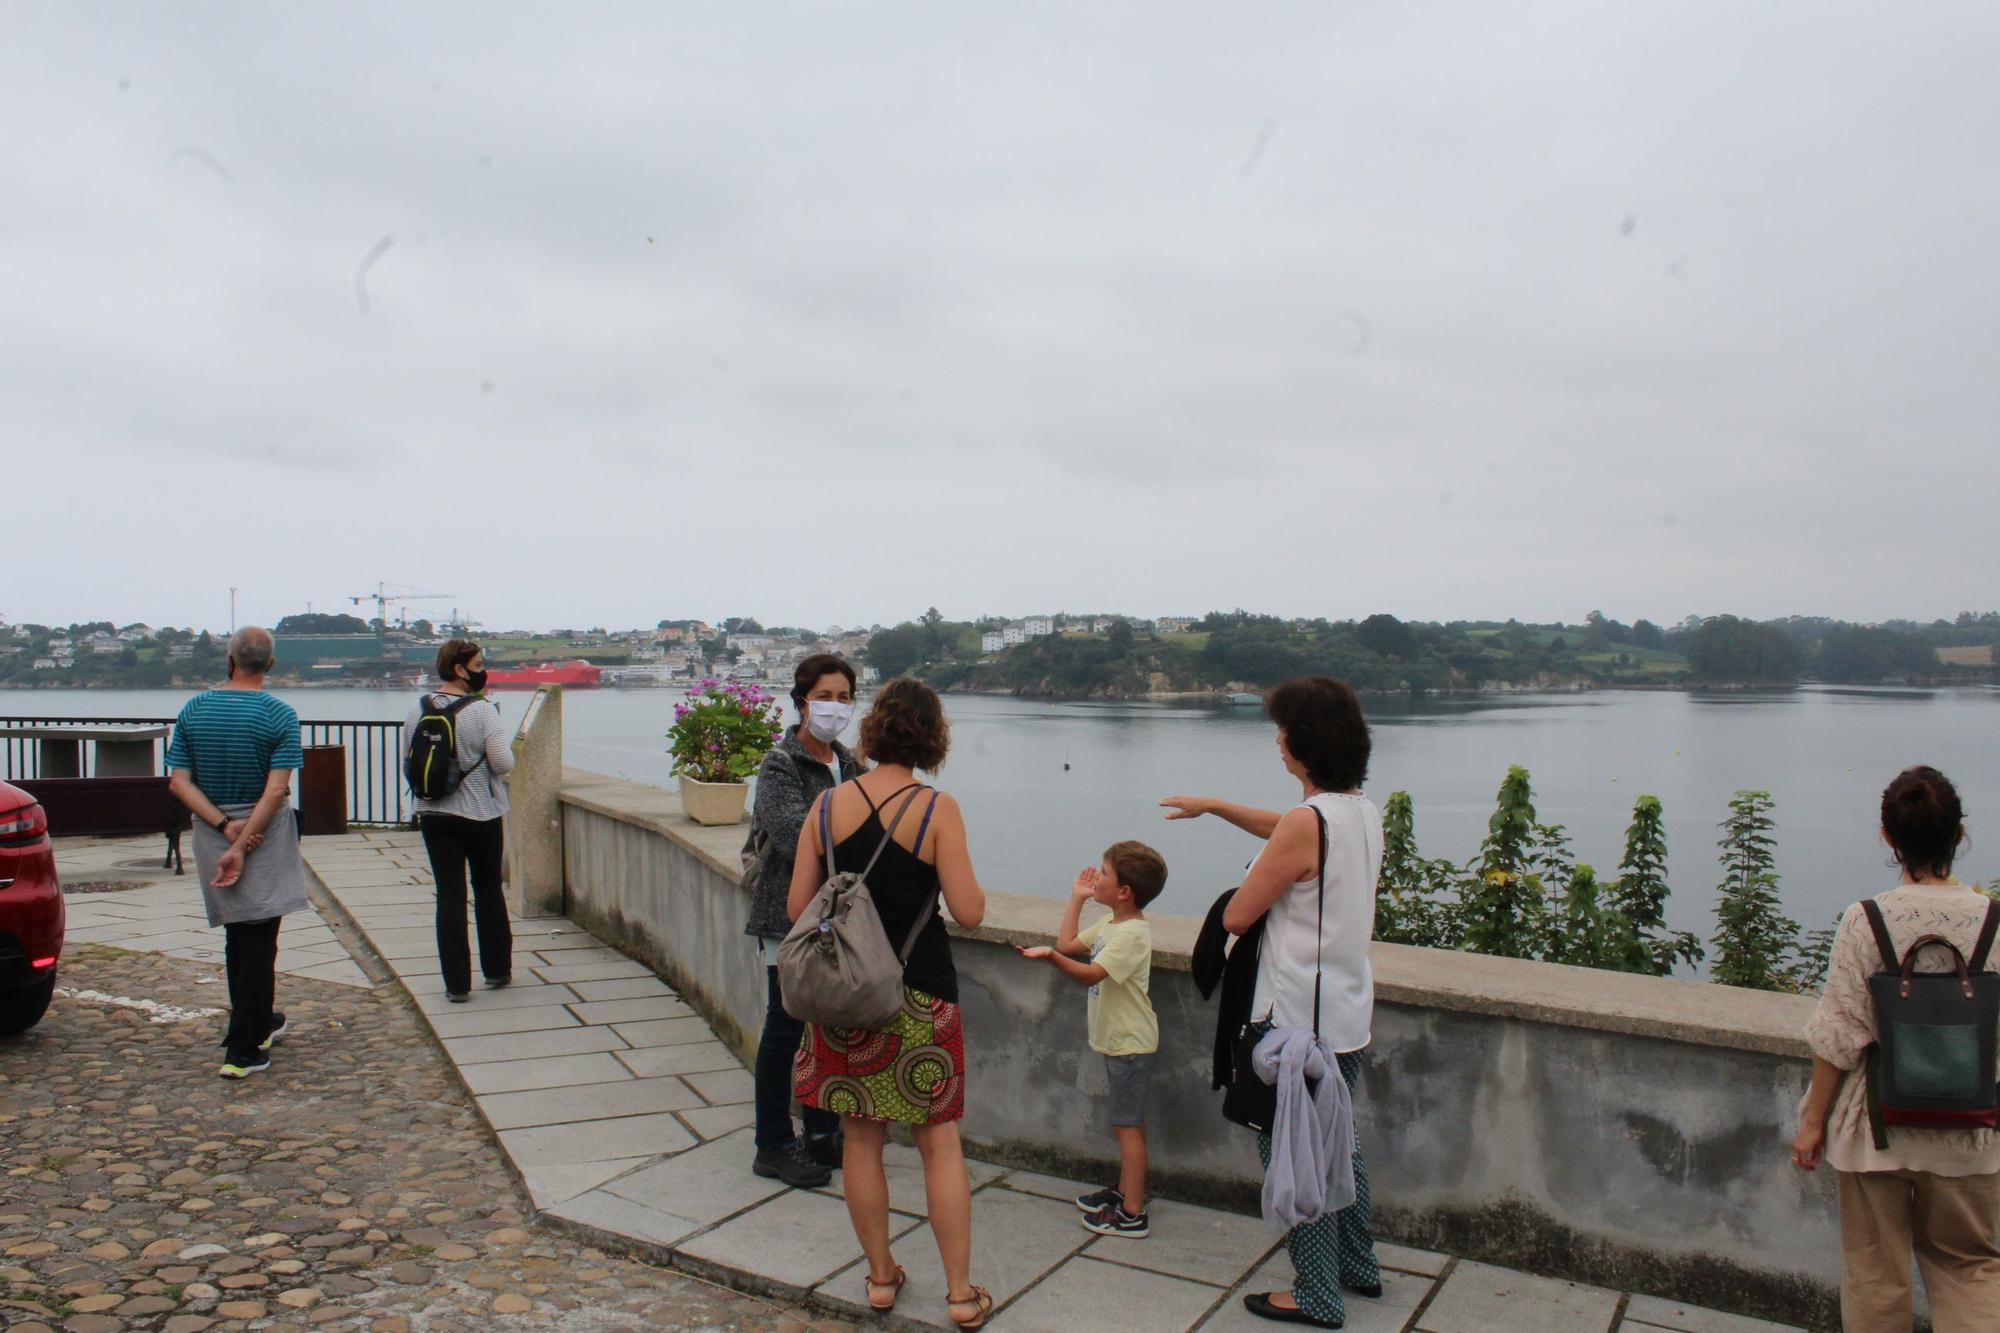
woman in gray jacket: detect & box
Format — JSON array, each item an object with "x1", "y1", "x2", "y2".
[
  {"x1": 405, "y1": 640, "x2": 516, "y2": 1003},
  {"x1": 745, "y1": 653, "x2": 863, "y2": 1189}
]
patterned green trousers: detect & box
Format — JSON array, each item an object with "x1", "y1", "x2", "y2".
[{"x1": 1256, "y1": 1050, "x2": 1380, "y2": 1327}]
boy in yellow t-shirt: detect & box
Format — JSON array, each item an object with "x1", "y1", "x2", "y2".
[{"x1": 1015, "y1": 839, "x2": 1167, "y2": 1238}]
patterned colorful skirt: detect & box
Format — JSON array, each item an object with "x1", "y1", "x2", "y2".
[{"x1": 794, "y1": 987, "x2": 965, "y2": 1125}]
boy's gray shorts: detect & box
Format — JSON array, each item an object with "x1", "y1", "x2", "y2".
[{"x1": 1104, "y1": 1053, "x2": 1155, "y2": 1127}]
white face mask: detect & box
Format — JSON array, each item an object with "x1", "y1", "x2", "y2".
[{"x1": 805, "y1": 700, "x2": 853, "y2": 742}]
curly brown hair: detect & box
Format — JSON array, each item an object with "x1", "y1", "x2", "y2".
[{"x1": 858, "y1": 676, "x2": 950, "y2": 771}]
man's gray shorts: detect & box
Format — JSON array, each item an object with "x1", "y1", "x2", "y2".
[{"x1": 1104, "y1": 1052, "x2": 1155, "y2": 1127}]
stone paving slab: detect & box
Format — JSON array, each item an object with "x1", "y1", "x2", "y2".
[
  {"x1": 1006, "y1": 1252, "x2": 1229, "y2": 1332},
  {"x1": 614, "y1": 1039, "x2": 745, "y2": 1077},
  {"x1": 459, "y1": 1049, "x2": 635, "y2": 1095},
  {"x1": 1416, "y1": 1260, "x2": 1622, "y2": 1333},
  {"x1": 811, "y1": 1139, "x2": 1009, "y2": 1218},
  {"x1": 1624, "y1": 1295, "x2": 1805, "y2": 1333},
  {"x1": 478, "y1": 1074, "x2": 707, "y2": 1129},
  {"x1": 499, "y1": 1110, "x2": 699, "y2": 1166},
  {"x1": 682, "y1": 1187, "x2": 913, "y2": 1291},
  {"x1": 820, "y1": 1179, "x2": 1094, "y2": 1324}
]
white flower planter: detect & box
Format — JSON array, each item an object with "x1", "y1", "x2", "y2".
[{"x1": 679, "y1": 776, "x2": 749, "y2": 826}]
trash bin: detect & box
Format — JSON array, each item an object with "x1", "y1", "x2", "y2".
[{"x1": 299, "y1": 745, "x2": 348, "y2": 836}]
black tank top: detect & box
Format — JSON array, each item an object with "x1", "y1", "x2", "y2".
[{"x1": 831, "y1": 783, "x2": 957, "y2": 1004}]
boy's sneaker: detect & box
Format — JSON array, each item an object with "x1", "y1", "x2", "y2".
[
  {"x1": 260, "y1": 1012, "x2": 289, "y2": 1050},
  {"x1": 218, "y1": 1052, "x2": 271, "y2": 1079},
  {"x1": 1075, "y1": 1185, "x2": 1123, "y2": 1214},
  {"x1": 1083, "y1": 1204, "x2": 1149, "y2": 1238}
]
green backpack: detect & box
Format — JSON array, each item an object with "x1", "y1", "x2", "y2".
[{"x1": 1861, "y1": 897, "x2": 2000, "y2": 1148}]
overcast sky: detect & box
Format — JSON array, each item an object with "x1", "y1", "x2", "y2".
[{"x1": 8, "y1": 2, "x2": 1998, "y2": 634}]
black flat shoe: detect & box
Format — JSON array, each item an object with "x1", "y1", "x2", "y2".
[
  {"x1": 1343, "y1": 1280, "x2": 1382, "y2": 1298},
  {"x1": 1243, "y1": 1292, "x2": 1342, "y2": 1328}
]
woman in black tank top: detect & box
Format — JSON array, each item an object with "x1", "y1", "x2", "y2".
[{"x1": 785, "y1": 679, "x2": 995, "y2": 1329}]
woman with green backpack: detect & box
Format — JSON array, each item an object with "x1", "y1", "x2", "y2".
[{"x1": 1793, "y1": 766, "x2": 2000, "y2": 1331}]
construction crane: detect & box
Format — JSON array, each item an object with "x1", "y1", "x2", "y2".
[{"x1": 350, "y1": 582, "x2": 454, "y2": 633}]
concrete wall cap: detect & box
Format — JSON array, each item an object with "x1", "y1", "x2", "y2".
[{"x1": 558, "y1": 772, "x2": 1813, "y2": 1061}]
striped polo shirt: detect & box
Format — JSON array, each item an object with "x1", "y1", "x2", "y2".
[{"x1": 165, "y1": 689, "x2": 304, "y2": 805}]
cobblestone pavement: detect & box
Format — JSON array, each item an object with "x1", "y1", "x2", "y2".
[{"x1": 0, "y1": 943, "x2": 847, "y2": 1333}]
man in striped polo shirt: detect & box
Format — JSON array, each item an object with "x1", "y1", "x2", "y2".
[{"x1": 166, "y1": 626, "x2": 309, "y2": 1078}]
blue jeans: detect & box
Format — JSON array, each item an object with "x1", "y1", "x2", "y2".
[{"x1": 754, "y1": 963, "x2": 840, "y2": 1151}]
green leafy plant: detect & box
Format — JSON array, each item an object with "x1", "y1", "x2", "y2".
[
  {"x1": 1457, "y1": 766, "x2": 1555, "y2": 959},
  {"x1": 1376, "y1": 792, "x2": 1461, "y2": 948},
  {"x1": 1604, "y1": 795, "x2": 1704, "y2": 975},
  {"x1": 666, "y1": 678, "x2": 784, "y2": 784},
  {"x1": 1710, "y1": 790, "x2": 1806, "y2": 991}
]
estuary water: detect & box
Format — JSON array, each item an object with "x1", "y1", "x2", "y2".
[{"x1": 6, "y1": 685, "x2": 1997, "y2": 940}]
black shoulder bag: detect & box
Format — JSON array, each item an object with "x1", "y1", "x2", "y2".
[{"x1": 1222, "y1": 809, "x2": 1328, "y2": 1133}]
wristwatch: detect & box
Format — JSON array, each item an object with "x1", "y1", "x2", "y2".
[{"x1": 211, "y1": 814, "x2": 230, "y2": 832}]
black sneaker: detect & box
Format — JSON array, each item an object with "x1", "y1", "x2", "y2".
[
  {"x1": 1075, "y1": 1185, "x2": 1123, "y2": 1214},
  {"x1": 805, "y1": 1132, "x2": 844, "y2": 1170},
  {"x1": 752, "y1": 1139, "x2": 832, "y2": 1190},
  {"x1": 446, "y1": 991, "x2": 470, "y2": 1004},
  {"x1": 218, "y1": 1051, "x2": 271, "y2": 1080},
  {"x1": 260, "y1": 1012, "x2": 289, "y2": 1050},
  {"x1": 1082, "y1": 1204, "x2": 1149, "y2": 1238},
  {"x1": 485, "y1": 975, "x2": 511, "y2": 989}
]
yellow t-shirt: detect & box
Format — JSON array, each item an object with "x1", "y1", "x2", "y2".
[{"x1": 1077, "y1": 917, "x2": 1157, "y2": 1056}]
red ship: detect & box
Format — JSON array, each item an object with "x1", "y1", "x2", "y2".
[{"x1": 484, "y1": 660, "x2": 602, "y2": 690}]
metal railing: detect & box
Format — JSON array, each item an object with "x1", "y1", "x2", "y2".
[{"x1": 0, "y1": 715, "x2": 409, "y2": 826}]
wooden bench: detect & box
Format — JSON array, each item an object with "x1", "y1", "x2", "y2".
[{"x1": 17, "y1": 776, "x2": 189, "y2": 874}]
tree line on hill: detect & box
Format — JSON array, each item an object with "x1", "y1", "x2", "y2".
[{"x1": 864, "y1": 608, "x2": 1998, "y2": 697}]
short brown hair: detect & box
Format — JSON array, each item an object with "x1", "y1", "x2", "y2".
[
  {"x1": 1265, "y1": 676, "x2": 1370, "y2": 791},
  {"x1": 1104, "y1": 839, "x2": 1168, "y2": 908},
  {"x1": 435, "y1": 638, "x2": 481, "y2": 683},
  {"x1": 791, "y1": 653, "x2": 857, "y2": 712},
  {"x1": 858, "y1": 676, "x2": 950, "y2": 771}
]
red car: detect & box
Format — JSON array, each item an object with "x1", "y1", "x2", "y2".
[{"x1": 0, "y1": 779, "x2": 63, "y2": 1034}]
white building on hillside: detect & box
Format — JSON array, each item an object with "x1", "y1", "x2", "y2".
[
  {"x1": 981, "y1": 631, "x2": 1004, "y2": 653},
  {"x1": 1023, "y1": 615, "x2": 1054, "y2": 638}
]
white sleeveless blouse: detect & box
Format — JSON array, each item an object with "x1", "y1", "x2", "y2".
[{"x1": 1250, "y1": 792, "x2": 1383, "y2": 1053}]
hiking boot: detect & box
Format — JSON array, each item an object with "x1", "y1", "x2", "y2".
[
  {"x1": 805, "y1": 1131, "x2": 845, "y2": 1170},
  {"x1": 260, "y1": 1012, "x2": 289, "y2": 1050},
  {"x1": 752, "y1": 1139, "x2": 832, "y2": 1189},
  {"x1": 218, "y1": 1051, "x2": 271, "y2": 1079},
  {"x1": 1082, "y1": 1204, "x2": 1149, "y2": 1238},
  {"x1": 1075, "y1": 1185, "x2": 1123, "y2": 1214}
]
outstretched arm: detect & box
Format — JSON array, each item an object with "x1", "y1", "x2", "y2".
[{"x1": 1160, "y1": 795, "x2": 1283, "y2": 840}]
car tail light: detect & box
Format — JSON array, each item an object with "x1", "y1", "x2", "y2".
[
  {"x1": 0, "y1": 803, "x2": 47, "y2": 843},
  {"x1": 31, "y1": 957, "x2": 56, "y2": 969}
]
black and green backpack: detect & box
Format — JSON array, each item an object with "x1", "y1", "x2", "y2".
[
  {"x1": 404, "y1": 693, "x2": 488, "y2": 801},
  {"x1": 1861, "y1": 897, "x2": 2000, "y2": 1148}
]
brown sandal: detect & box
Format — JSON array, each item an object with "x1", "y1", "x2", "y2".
[
  {"x1": 864, "y1": 1264, "x2": 906, "y2": 1312},
  {"x1": 946, "y1": 1284, "x2": 993, "y2": 1330}
]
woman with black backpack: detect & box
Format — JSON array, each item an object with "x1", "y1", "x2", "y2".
[
  {"x1": 404, "y1": 639, "x2": 515, "y2": 1003},
  {"x1": 1793, "y1": 766, "x2": 2000, "y2": 1332}
]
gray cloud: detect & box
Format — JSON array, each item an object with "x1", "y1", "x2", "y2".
[{"x1": 5, "y1": 1, "x2": 1998, "y2": 633}]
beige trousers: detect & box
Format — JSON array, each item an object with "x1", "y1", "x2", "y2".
[{"x1": 1838, "y1": 1168, "x2": 2000, "y2": 1332}]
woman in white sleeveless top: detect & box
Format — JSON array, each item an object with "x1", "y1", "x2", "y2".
[{"x1": 1163, "y1": 676, "x2": 1383, "y2": 1330}]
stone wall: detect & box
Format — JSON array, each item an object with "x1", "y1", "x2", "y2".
[{"x1": 558, "y1": 770, "x2": 1841, "y2": 1327}]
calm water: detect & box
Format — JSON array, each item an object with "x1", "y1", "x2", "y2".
[{"x1": 7, "y1": 686, "x2": 1997, "y2": 940}]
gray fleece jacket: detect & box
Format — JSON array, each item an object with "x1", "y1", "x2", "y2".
[{"x1": 743, "y1": 727, "x2": 863, "y2": 940}]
